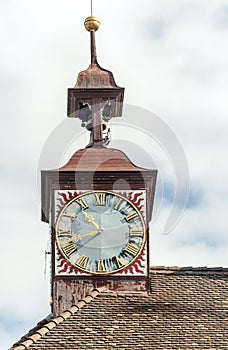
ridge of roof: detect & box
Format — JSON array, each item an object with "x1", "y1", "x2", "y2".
[
  {"x1": 10, "y1": 286, "x2": 107, "y2": 350},
  {"x1": 150, "y1": 266, "x2": 228, "y2": 275}
]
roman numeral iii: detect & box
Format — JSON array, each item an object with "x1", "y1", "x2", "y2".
[{"x1": 129, "y1": 230, "x2": 144, "y2": 237}]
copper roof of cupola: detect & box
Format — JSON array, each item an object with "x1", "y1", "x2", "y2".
[
  {"x1": 75, "y1": 16, "x2": 120, "y2": 89},
  {"x1": 67, "y1": 14, "x2": 124, "y2": 129}
]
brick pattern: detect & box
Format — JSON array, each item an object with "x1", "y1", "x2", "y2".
[{"x1": 10, "y1": 267, "x2": 228, "y2": 350}]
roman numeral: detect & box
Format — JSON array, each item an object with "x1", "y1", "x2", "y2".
[
  {"x1": 114, "y1": 198, "x2": 122, "y2": 210},
  {"x1": 58, "y1": 229, "x2": 72, "y2": 237},
  {"x1": 129, "y1": 230, "x2": 144, "y2": 237},
  {"x1": 75, "y1": 197, "x2": 88, "y2": 210},
  {"x1": 62, "y1": 242, "x2": 77, "y2": 256},
  {"x1": 125, "y1": 243, "x2": 139, "y2": 256},
  {"x1": 62, "y1": 212, "x2": 77, "y2": 220},
  {"x1": 116, "y1": 256, "x2": 125, "y2": 269},
  {"x1": 125, "y1": 211, "x2": 138, "y2": 222},
  {"x1": 95, "y1": 193, "x2": 106, "y2": 206},
  {"x1": 76, "y1": 255, "x2": 89, "y2": 269},
  {"x1": 97, "y1": 259, "x2": 106, "y2": 272}
]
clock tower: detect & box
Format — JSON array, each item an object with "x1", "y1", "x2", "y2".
[{"x1": 41, "y1": 15, "x2": 157, "y2": 317}]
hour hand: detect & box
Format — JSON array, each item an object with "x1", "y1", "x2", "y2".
[
  {"x1": 82, "y1": 210, "x2": 93, "y2": 222},
  {"x1": 81, "y1": 210, "x2": 102, "y2": 231}
]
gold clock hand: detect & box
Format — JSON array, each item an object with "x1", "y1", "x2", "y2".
[
  {"x1": 81, "y1": 229, "x2": 98, "y2": 238},
  {"x1": 59, "y1": 234, "x2": 82, "y2": 245},
  {"x1": 81, "y1": 210, "x2": 103, "y2": 231},
  {"x1": 58, "y1": 229, "x2": 103, "y2": 246},
  {"x1": 82, "y1": 210, "x2": 94, "y2": 223},
  {"x1": 80, "y1": 230, "x2": 103, "y2": 247}
]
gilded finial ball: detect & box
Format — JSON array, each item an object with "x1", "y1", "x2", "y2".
[
  {"x1": 84, "y1": 16, "x2": 100, "y2": 32},
  {"x1": 49, "y1": 298, "x2": 53, "y2": 306}
]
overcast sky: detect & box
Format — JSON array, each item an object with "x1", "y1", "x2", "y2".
[{"x1": 1, "y1": 0, "x2": 228, "y2": 348}]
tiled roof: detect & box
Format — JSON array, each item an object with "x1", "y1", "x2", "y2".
[{"x1": 10, "y1": 267, "x2": 228, "y2": 350}]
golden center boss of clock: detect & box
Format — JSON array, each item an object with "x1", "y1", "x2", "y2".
[{"x1": 55, "y1": 191, "x2": 146, "y2": 274}]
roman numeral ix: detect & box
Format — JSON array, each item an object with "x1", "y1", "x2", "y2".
[{"x1": 58, "y1": 229, "x2": 72, "y2": 237}]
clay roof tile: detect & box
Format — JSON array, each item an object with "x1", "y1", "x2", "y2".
[{"x1": 9, "y1": 268, "x2": 228, "y2": 350}]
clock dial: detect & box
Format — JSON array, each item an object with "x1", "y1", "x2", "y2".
[{"x1": 56, "y1": 191, "x2": 145, "y2": 274}]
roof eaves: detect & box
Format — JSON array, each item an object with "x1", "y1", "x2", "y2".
[{"x1": 10, "y1": 286, "x2": 107, "y2": 350}]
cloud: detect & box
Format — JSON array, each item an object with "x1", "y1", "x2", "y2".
[{"x1": 212, "y1": 5, "x2": 228, "y2": 30}]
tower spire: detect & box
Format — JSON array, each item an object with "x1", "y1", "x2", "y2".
[
  {"x1": 84, "y1": 15, "x2": 100, "y2": 65},
  {"x1": 67, "y1": 11, "x2": 125, "y2": 147},
  {"x1": 84, "y1": 15, "x2": 103, "y2": 144}
]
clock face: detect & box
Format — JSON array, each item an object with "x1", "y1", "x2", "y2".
[{"x1": 55, "y1": 191, "x2": 145, "y2": 274}]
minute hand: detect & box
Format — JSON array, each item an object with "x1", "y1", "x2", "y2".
[
  {"x1": 59, "y1": 230, "x2": 98, "y2": 245},
  {"x1": 78, "y1": 231, "x2": 102, "y2": 248}
]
